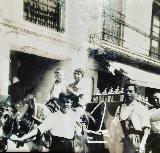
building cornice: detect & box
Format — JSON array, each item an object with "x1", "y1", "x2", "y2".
[
  {"x1": 1, "y1": 19, "x2": 81, "y2": 52},
  {"x1": 89, "y1": 40, "x2": 160, "y2": 74}
]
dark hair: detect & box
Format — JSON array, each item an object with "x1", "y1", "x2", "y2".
[
  {"x1": 24, "y1": 87, "x2": 35, "y2": 98},
  {"x1": 123, "y1": 83, "x2": 137, "y2": 92}
]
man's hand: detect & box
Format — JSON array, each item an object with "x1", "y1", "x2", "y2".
[{"x1": 139, "y1": 144, "x2": 145, "y2": 153}]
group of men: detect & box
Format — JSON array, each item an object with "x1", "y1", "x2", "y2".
[
  {"x1": 9, "y1": 68, "x2": 160, "y2": 153},
  {"x1": 118, "y1": 83, "x2": 160, "y2": 153},
  {"x1": 11, "y1": 67, "x2": 86, "y2": 153}
]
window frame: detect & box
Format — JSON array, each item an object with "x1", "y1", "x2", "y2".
[
  {"x1": 150, "y1": 2, "x2": 160, "y2": 59},
  {"x1": 23, "y1": 0, "x2": 65, "y2": 32}
]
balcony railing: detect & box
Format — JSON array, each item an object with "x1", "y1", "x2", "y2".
[
  {"x1": 89, "y1": 9, "x2": 152, "y2": 60},
  {"x1": 92, "y1": 87, "x2": 152, "y2": 109},
  {"x1": 102, "y1": 10, "x2": 125, "y2": 46},
  {"x1": 24, "y1": 0, "x2": 64, "y2": 32},
  {"x1": 149, "y1": 47, "x2": 160, "y2": 60},
  {"x1": 89, "y1": 10, "x2": 125, "y2": 46}
]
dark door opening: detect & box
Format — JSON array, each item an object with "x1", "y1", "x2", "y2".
[{"x1": 9, "y1": 51, "x2": 58, "y2": 104}]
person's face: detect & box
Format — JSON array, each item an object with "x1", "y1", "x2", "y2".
[
  {"x1": 55, "y1": 71, "x2": 63, "y2": 83},
  {"x1": 124, "y1": 86, "x2": 136, "y2": 104},
  {"x1": 153, "y1": 95, "x2": 160, "y2": 108},
  {"x1": 61, "y1": 101, "x2": 72, "y2": 113},
  {"x1": 74, "y1": 71, "x2": 83, "y2": 82}
]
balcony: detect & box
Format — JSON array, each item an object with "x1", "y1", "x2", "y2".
[
  {"x1": 89, "y1": 9, "x2": 125, "y2": 47},
  {"x1": 101, "y1": 10, "x2": 125, "y2": 46},
  {"x1": 23, "y1": 0, "x2": 65, "y2": 33},
  {"x1": 89, "y1": 5, "x2": 160, "y2": 72},
  {"x1": 89, "y1": 7, "x2": 155, "y2": 59}
]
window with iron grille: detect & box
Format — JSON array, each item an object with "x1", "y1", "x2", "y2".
[
  {"x1": 23, "y1": 0, "x2": 65, "y2": 32},
  {"x1": 150, "y1": 1, "x2": 160, "y2": 59},
  {"x1": 102, "y1": 0, "x2": 124, "y2": 46}
]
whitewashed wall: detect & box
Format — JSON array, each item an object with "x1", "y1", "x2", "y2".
[{"x1": 123, "y1": 0, "x2": 153, "y2": 55}]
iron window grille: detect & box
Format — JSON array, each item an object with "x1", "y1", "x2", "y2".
[
  {"x1": 102, "y1": 0, "x2": 124, "y2": 46},
  {"x1": 24, "y1": 0, "x2": 65, "y2": 32}
]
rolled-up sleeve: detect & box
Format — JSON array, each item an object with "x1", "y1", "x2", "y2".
[{"x1": 38, "y1": 114, "x2": 54, "y2": 134}]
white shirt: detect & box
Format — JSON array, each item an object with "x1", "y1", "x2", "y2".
[
  {"x1": 50, "y1": 81, "x2": 66, "y2": 99},
  {"x1": 38, "y1": 109, "x2": 79, "y2": 139},
  {"x1": 120, "y1": 100, "x2": 151, "y2": 131}
]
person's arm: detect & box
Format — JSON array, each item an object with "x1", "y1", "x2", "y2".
[
  {"x1": 139, "y1": 105, "x2": 151, "y2": 153},
  {"x1": 139, "y1": 127, "x2": 150, "y2": 153},
  {"x1": 11, "y1": 113, "x2": 54, "y2": 142},
  {"x1": 67, "y1": 86, "x2": 79, "y2": 96},
  {"x1": 10, "y1": 128, "x2": 38, "y2": 142},
  {"x1": 67, "y1": 85, "x2": 84, "y2": 98}
]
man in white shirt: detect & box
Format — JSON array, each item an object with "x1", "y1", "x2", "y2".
[
  {"x1": 119, "y1": 84, "x2": 150, "y2": 153},
  {"x1": 10, "y1": 92, "x2": 82, "y2": 153}
]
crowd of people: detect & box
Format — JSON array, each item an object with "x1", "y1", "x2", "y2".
[
  {"x1": 0, "y1": 67, "x2": 160, "y2": 153},
  {"x1": 9, "y1": 67, "x2": 86, "y2": 153}
]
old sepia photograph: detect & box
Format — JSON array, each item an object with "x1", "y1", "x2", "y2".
[{"x1": 0, "y1": 0, "x2": 160, "y2": 153}]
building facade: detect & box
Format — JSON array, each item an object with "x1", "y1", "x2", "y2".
[
  {"x1": 89, "y1": 0, "x2": 160, "y2": 99},
  {"x1": 0, "y1": 0, "x2": 160, "y2": 152},
  {"x1": 88, "y1": 1, "x2": 160, "y2": 152},
  {"x1": 0, "y1": 0, "x2": 95, "y2": 104}
]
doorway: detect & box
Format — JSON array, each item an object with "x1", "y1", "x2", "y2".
[{"x1": 9, "y1": 51, "x2": 59, "y2": 104}]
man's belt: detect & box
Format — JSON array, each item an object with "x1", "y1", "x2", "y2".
[
  {"x1": 51, "y1": 135, "x2": 73, "y2": 142},
  {"x1": 126, "y1": 129, "x2": 142, "y2": 136}
]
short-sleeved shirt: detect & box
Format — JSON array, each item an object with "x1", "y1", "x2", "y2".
[
  {"x1": 38, "y1": 109, "x2": 80, "y2": 139},
  {"x1": 50, "y1": 81, "x2": 66, "y2": 99},
  {"x1": 119, "y1": 100, "x2": 151, "y2": 131},
  {"x1": 68, "y1": 81, "x2": 85, "y2": 107}
]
